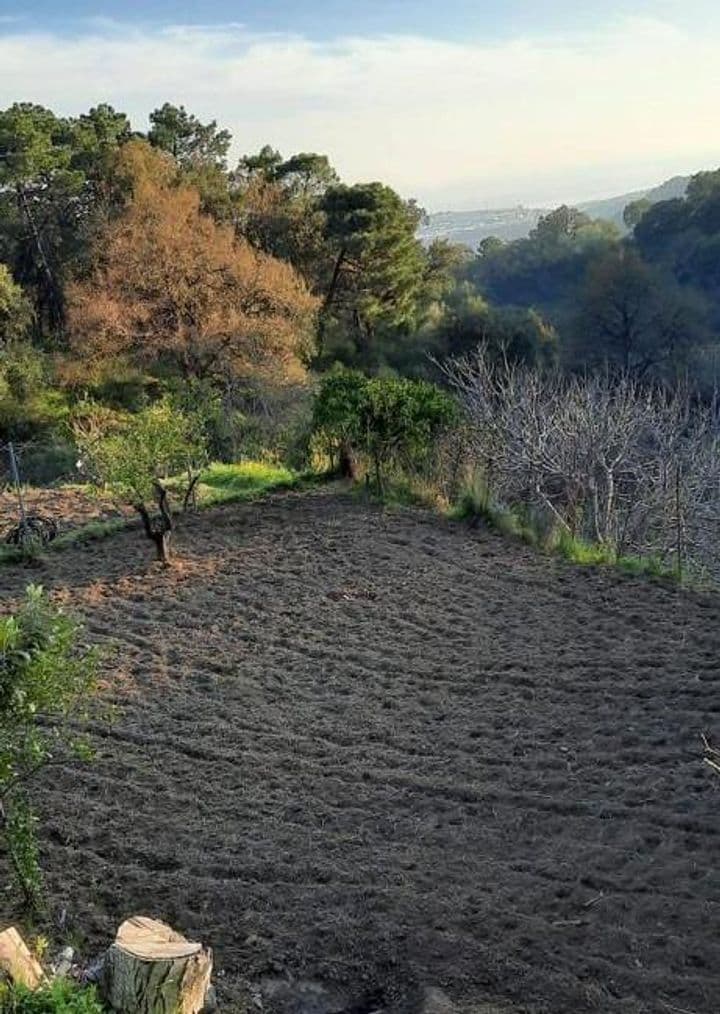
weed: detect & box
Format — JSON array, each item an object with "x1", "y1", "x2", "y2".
[{"x1": 0, "y1": 980, "x2": 106, "y2": 1013}]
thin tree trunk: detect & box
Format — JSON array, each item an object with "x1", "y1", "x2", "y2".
[
  {"x1": 16, "y1": 184, "x2": 63, "y2": 332},
  {"x1": 135, "y1": 486, "x2": 174, "y2": 566},
  {"x1": 338, "y1": 441, "x2": 356, "y2": 480},
  {"x1": 318, "y1": 247, "x2": 347, "y2": 353}
]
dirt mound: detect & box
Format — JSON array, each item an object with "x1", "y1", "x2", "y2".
[{"x1": 1, "y1": 488, "x2": 719, "y2": 1013}]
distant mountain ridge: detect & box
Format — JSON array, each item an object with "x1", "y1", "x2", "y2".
[{"x1": 418, "y1": 175, "x2": 690, "y2": 249}]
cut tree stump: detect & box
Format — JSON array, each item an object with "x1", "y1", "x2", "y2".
[
  {"x1": 101, "y1": 916, "x2": 213, "y2": 1014},
  {"x1": 0, "y1": 926, "x2": 46, "y2": 990}
]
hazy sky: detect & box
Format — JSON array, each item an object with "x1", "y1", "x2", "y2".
[{"x1": 1, "y1": 1, "x2": 718, "y2": 210}]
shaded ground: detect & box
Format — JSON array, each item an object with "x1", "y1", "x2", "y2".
[
  {"x1": 0, "y1": 485, "x2": 129, "y2": 537},
  {"x1": 1, "y1": 488, "x2": 719, "y2": 1013}
]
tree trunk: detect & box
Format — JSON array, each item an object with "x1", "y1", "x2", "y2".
[
  {"x1": 0, "y1": 926, "x2": 46, "y2": 990},
  {"x1": 16, "y1": 184, "x2": 63, "y2": 333},
  {"x1": 135, "y1": 485, "x2": 174, "y2": 566},
  {"x1": 101, "y1": 916, "x2": 212, "y2": 1014},
  {"x1": 338, "y1": 442, "x2": 356, "y2": 480}
]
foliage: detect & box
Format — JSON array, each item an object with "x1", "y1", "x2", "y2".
[
  {"x1": 635, "y1": 168, "x2": 720, "y2": 325},
  {"x1": 0, "y1": 979, "x2": 106, "y2": 1013},
  {"x1": 570, "y1": 247, "x2": 708, "y2": 377},
  {"x1": 0, "y1": 263, "x2": 32, "y2": 343},
  {"x1": 67, "y1": 162, "x2": 318, "y2": 384},
  {"x1": 74, "y1": 398, "x2": 206, "y2": 504},
  {"x1": 312, "y1": 368, "x2": 370, "y2": 469},
  {"x1": 148, "y1": 102, "x2": 231, "y2": 170},
  {"x1": 419, "y1": 281, "x2": 558, "y2": 368},
  {"x1": 313, "y1": 369, "x2": 458, "y2": 490},
  {"x1": 0, "y1": 585, "x2": 98, "y2": 908}
]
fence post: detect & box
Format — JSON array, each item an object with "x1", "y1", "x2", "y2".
[{"x1": 7, "y1": 441, "x2": 27, "y2": 526}]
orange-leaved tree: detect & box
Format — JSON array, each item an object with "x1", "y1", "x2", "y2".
[{"x1": 67, "y1": 160, "x2": 318, "y2": 385}]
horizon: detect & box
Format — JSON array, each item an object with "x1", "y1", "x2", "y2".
[{"x1": 1, "y1": 2, "x2": 719, "y2": 210}]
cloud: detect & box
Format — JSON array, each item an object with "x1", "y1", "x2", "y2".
[{"x1": 0, "y1": 16, "x2": 718, "y2": 208}]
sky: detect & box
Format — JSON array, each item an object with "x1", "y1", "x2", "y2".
[{"x1": 0, "y1": 1, "x2": 719, "y2": 210}]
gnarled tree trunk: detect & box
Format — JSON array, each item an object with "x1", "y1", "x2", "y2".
[
  {"x1": 101, "y1": 916, "x2": 212, "y2": 1014},
  {"x1": 135, "y1": 484, "x2": 174, "y2": 565}
]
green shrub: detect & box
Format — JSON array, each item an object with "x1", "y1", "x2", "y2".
[
  {"x1": 312, "y1": 368, "x2": 458, "y2": 490},
  {"x1": 16, "y1": 442, "x2": 78, "y2": 486},
  {"x1": 0, "y1": 979, "x2": 106, "y2": 1013},
  {"x1": 74, "y1": 398, "x2": 208, "y2": 564},
  {"x1": 0, "y1": 585, "x2": 98, "y2": 910}
]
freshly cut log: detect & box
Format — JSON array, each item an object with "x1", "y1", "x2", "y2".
[
  {"x1": 0, "y1": 926, "x2": 46, "y2": 989},
  {"x1": 101, "y1": 916, "x2": 212, "y2": 1014}
]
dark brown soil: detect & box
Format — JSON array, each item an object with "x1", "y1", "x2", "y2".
[
  {"x1": 0, "y1": 485, "x2": 130, "y2": 537},
  {"x1": 1, "y1": 488, "x2": 719, "y2": 1013}
]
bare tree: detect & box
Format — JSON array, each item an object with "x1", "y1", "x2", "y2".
[{"x1": 442, "y1": 347, "x2": 720, "y2": 580}]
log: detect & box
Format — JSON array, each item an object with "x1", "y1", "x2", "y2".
[
  {"x1": 101, "y1": 916, "x2": 212, "y2": 1014},
  {"x1": 0, "y1": 926, "x2": 46, "y2": 990}
]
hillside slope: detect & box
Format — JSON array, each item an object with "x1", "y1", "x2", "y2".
[
  {"x1": 419, "y1": 175, "x2": 690, "y2": 248},
  {"x1": 0, "y1": 489, "x2": 718, "y2": 1013}
]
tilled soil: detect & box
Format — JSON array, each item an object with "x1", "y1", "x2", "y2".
[
  {"x1": 1, "y1": 488, "x2": 719, "y2": 1013},
  {"x1": 0, "y1": 485, "x2": 130, "y2": 537}
]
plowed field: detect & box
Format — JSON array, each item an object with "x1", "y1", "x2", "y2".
[{"x1": 1, "y1": 488, "x2": 719, "y2": 1013}]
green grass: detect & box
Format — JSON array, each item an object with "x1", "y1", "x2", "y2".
[
  {"x1": 449, "y1": 481, "x2": 679, "y2": 582},
  {"x1": 0, "y1": 979, "x2": 106, "y2": 1013},
  {"x1": 193, "y1": 460, "x2": 297, "y2": 505}
]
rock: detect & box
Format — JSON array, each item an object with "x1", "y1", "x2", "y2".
[
  {"x1": 421, "y1": 987, "x2": 459, "y2": 1014},
  {"x1": 53, "y1": 945, "x2": 74, "y2": 978}
]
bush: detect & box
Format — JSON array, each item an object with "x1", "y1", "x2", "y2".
[
  {"x1": 0, "y1": 585, "x2": 98, "y2": 910},
  {"x1": 0, "y1": 979, "x2": 106, "y2": 1013},
  {"x1": 74, "y1": 398, "x2": 208, "y2": 564},
  {"x1": 16, "y1": 442, "x2": 77, "y2": 486},
  {"x1": 313, "y1": 368, "x2": 458, "y2": 490}
]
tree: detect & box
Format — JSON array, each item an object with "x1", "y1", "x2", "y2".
[
  {"x1": 0, "y1": 103, "x2": 77, "y2": 332},
  {"x1": 623, "y1": 197, "x2": 652, "y2": 231},
  {"x1": 67, "y1": 170, "x2": 318, "y2": 385},
  {"x1": 530, "y1": 205, "x2": 593, "y2": 242},
  {"x1": 312, "y1": 370, "x2": 457, "y2": 493},
  {"x1": 0, "y1": 263, "x2": 32, "y2": 345},
  {"x1": 0, "y1": 102, "x2": 134, "y2": 337},
  {"x1": 318, "y1": 182, "x2": 428, "y2": 363},
  {"x1": 148, "y1": 103, "x2": 231, "y2": 170},
  {"x1": 0, "y1": 585, "x2": 97, "y2": 909},
  {"x1": 311, "y1": 368, "x2": 369, "y2": 478},
  {"x1": 75, "y1": 400, "x2": 207, "y2": 565},
  {"x1": 274, "y1": 152, "x2": 338, "y2": 200},
  {"x1": 234, "y1": 144, "x2": 283, "y2": 184},
  {"x1": 231, "y1": 148, "x2": 338, "y2": 285},
  {"x1": 572, "y1": 249, "x2": 708, "y2": 377}
]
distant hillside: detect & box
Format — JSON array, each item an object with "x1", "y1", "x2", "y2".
[{"x1": 418, "y1": 175, "x2": 690, "y2": 249}]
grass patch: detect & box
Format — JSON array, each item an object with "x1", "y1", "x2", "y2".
[
  {"x1": 444, "y1": 476, "x2": 679, "y2": 583},
  {"x1": 193, "y1": 460, "x2": 297, "y2": 506},
  {"x1": 0, "y1": 979, "x2": 106, "y2": 1013}
]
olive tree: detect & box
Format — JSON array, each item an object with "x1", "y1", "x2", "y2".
[{"x1": 75, "y1": 399, "x2": 208, "y2": 565}]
